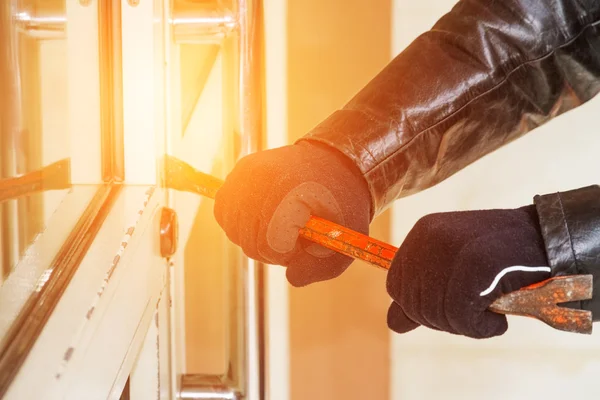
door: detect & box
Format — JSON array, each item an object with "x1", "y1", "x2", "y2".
[{"x1": 0, "y1": 0, "x2": 269, "y2": 399}]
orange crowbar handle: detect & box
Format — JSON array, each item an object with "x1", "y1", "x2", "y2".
[{"x1": 300, "y1": 216, "x2": 395, "y2": 270}]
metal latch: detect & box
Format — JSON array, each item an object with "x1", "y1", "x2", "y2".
[{"x1": 159, "y1": 207, "x2": 179, "y2": 258}]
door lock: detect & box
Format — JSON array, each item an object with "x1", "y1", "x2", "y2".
[{"x1": 159, "y1": 207, "x2": 178, "y2": 258}]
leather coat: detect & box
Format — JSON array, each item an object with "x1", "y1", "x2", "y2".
[{"x1": 299, "y1": 0, "x2": 600, "y2": 319}]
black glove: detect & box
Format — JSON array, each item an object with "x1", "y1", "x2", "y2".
[
  {"x1": 386, "y1": 205, "x2": 551, "y2": 338},
  {"x1": 214, "y1": 141, "x2": 372, "y2": 287}
]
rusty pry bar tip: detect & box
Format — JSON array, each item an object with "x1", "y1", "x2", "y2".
[{"x1": 489, "y1": 275, "x2": 594, "y2": 334}]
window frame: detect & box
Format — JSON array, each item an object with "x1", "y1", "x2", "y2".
[{"x1": 0, "y1": 0, "x2": 125, "y2": 395}]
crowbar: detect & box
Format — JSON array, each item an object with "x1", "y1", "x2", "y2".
[{"x1": 162, "y1": 155, "x2": 594, "y2": 334}]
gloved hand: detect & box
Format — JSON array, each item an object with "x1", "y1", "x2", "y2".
[
  {"x1": 214, "y1": 141, "x2": 372, "y2": 287},
  {"x1": 386, "y1": 205, "x2": 551, "y2": 338}
]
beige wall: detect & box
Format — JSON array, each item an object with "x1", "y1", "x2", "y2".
[{"x1": 287, "y1": 1, "x2": 393, "y2": 399}]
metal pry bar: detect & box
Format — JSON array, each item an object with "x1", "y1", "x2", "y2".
[{"x1": 161, "y1": 155, "x2": 594, "y2": 334}]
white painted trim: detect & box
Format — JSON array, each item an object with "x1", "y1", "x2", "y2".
[
  {"x1": 129, "y1": 288, "x2": 172, "y2": 400},
  {"x1": 129, "y1": 307, "x2": 160, "y2": 400},
  {"x1": 162, "y1": 1, "x2": 187, "y2": 392},
  {"x1": 264, "y1": 0, "x2": 290, "y2": 399},
  {"x1": 247, "y1": 258, "x2": 260, "y2": 400},
  {"x1": 4, "y1": 186, "x2": 166, "y2": 400},
  {"x1": 157, "y1": 277, "x2": 173, "y2": 400}
]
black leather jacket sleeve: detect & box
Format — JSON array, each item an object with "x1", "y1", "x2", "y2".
[{"x1": 299, "y1": 0, "x2": 600, "y2": 217}]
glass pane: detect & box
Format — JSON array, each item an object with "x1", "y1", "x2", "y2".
[
  {"x1": 0, "y1": 1, "x2": 101, "y2": 296},
  {"x1": 178, "y1": 43, "x2": 231, "y2": 374},
  {"x1": 165, "y1": 1, "x2": 263, "y2": 395},
  {"x1": 167, "y1": 12, "x2": 244, "y2": 377}
]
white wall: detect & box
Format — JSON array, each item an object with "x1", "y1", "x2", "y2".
[{"x1": 390, "y1": 1, "x2": 600, "y2": 399}]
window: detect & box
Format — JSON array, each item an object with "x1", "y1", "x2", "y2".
[
  {"x1": 0, "y1": 1, "x2": 268, "y2": 398},
  {"x1": 0, "y1": 0, "x2": 120, "y2": 394}
]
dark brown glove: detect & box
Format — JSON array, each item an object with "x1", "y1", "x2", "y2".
[
  {"x1": 387, "y1": 205, "x2": 551, "y2": 338},
  {"x1": 214, "y1": 141, "x2": 372, "y2": 286}
]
